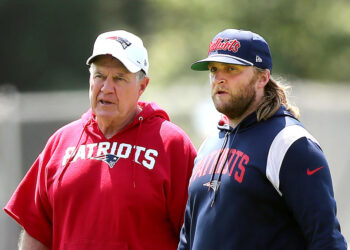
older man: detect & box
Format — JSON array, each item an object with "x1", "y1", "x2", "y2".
[{"x1": 5, "y1": 30, "x2": 196, "y2": 250}]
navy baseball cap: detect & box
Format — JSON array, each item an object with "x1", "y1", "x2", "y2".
[{"x1": 191, "y1": 29, "x2": 272, "y2": 72}]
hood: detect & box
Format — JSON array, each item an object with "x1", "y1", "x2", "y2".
[
  {"x1": 80, "y1": 101, "x2": 170, "y2": 137},
  {"x1": 58, "y1": 101, "x2": 170, "y2": 187},
  {"x1": 217, "y1": 105, "x2": 296, "y2": 133}
]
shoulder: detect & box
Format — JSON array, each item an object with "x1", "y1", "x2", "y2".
[
  {"x1": 268, "y1": 125, "x2": 319, "y2": 161},
  {"x1": 266, "y1": 124, "x2": 322, "y2": 195},
  {"x1": 151, "y1": 120, "x2": 196, "y2": 154},
  {"x1": 158, "y1": 119, "x2": 191, "y2": 141}
]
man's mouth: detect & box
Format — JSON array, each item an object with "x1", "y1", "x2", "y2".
[
  {"x1": 99, "y1": 100, "x2": 113, "y2": 105},
  {"x1": 215, "y1": 89, "x2": 228, "y2": 95}
]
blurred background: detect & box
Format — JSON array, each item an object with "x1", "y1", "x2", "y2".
[{"x1": 1, "y1": 0, "x2": 349, "y2": 248}]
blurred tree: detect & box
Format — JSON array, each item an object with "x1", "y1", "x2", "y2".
[
  {"x1": 0, "y1": 0, "x2": 98, "y2": 91},
  {"x1": 1, "y1": 0, "x2": 350, "y2": 92},
  {"x1": 146, "y1": 0, "x2": 350, "y2": 84},
  {"x1": 230, "y1": 0, "x2": 350, "y2": 82},
  {"x1": 0, "y1": 0, "x2": 152, "y2": 92}
]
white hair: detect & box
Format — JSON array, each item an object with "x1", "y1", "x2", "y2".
[{"x1": 136, "y1": 70, "x2": 146, "y2": 82}]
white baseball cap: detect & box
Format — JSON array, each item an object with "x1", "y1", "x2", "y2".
[{"x1": 86, "y1": 30, "x2": 149, "y2": 74}]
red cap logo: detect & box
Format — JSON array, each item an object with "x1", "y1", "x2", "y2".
[{"x1": 208, "y1": 37, "x2": 241, "y2": 55}]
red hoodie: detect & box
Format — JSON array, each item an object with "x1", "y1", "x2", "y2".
[{"x1": 4, "y1": 102, "x2": 197, "y2": 250}]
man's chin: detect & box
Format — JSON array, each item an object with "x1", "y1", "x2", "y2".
[
  {"x1": 95, "y1": 110, "x2": 118, "y2": 120},
  {"x1": 213, "y1": 102, "x2": 227, "y2": 115}
]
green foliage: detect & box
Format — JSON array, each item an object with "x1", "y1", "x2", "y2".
[
  {"x1": 1, "y1": 0, "x2": 350, "y2": 91},
  {"x1": 147, "y1": 0, "x2": 350, "y2": 84}
]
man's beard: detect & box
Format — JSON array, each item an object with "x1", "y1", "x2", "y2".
[{"x1": 212, "y1": 76, "x2": 257, "y2": 120}]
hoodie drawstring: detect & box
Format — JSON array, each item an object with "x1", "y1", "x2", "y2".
[
  {"x1": 209, "y1": 125, "x2": 240, "y2": 207},
  {"x1": 208, "y1": 131, "x2": 230, "y2": 191},
  {"x1": 56, "y1": 119, "x2": 91, "y2": 185},
  {"x1": 132, "y1": 116, "x2": 143, "y2": 188}
]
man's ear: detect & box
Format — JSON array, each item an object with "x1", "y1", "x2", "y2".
[
  {"x1": 138, "y1": 77, "x2": 150, "y2": 96},
  {"x1": 257, "y1": 69, "x2": 270, "y2": 88}
]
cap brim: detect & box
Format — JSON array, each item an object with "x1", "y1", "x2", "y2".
[
  {"x1": 86, "y1": 55, "x2": 99, "y2": 65},
  {"x1": 191, "y1": 55, "x2": 253, "y2": 71},
  {"x1": 86, "y1": 53, "x2": 141, "y2": 74}
]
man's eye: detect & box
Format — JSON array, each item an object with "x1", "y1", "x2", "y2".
[
  {"x1": 228, "y1": 67, "x2": 236, "y2": 71},
  {"x1": 209, "y1": 67, "x2": 217, "y2": 73}
]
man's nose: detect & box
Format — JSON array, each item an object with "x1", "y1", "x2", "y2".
[
  {"x1": 211, "y1": 71, "x2": 226, "y2": 85},
  {"x1": 101, "y1": 77, "x2": 114, "y2": 92}
]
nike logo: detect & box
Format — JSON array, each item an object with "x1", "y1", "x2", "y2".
[{"x1": 307, "y1": 166, "x2": 324, "y2": 176}]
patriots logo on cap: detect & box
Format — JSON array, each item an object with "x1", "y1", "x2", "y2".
[
  {"x1": 208, "y1": 37, "x2": 241, "y2": 54},
  {"x1": 107, "y1": 36, "x2": 131, "y2": 49},
  {"x1": 91, "y1": 154, "x2": 120, "y2": 168}
]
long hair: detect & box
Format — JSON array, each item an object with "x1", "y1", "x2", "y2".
[{"x1": 255, "y1": 68, "x2": 300, "y2": 121}]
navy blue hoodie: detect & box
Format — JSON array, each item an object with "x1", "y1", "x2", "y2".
[{"x1": 179, "y1": 105, "x2": 347, "y2": 250}]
